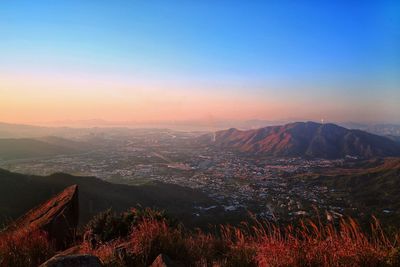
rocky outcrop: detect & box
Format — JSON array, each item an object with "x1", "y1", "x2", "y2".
[
  {"x1": 6, "y1": 184, "x2": 79, "y2": 249},
  {"x1": 39, "y1": 254, "x2": 102, "y2": 267},
  {"x1": 150, "y1": 254, "x2": 179, "y2": 267}
]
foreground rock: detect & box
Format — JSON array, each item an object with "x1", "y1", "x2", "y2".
[
  {"x1": 6, "y1": 184, "x2": 79, "y2": 248},
  {"x1": 39, "y1": 254, "x2": 102, "y2": 267},
  {"x1": 151, "y1": 254, "x2": 180, "y2": 267}
]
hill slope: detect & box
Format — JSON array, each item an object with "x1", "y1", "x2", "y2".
[
  {"x1": 205, "y1": 122, "x2": 400, "y2": 159},
  {"x1": 0, "y1": 137, "x2": 91, "y2": 160},
  {"x1": 0, "y1": 169, "x2": 215, "y2": 227},
  {"x1": 315, "y1": 158, "x2": 400, "y2": 213}
]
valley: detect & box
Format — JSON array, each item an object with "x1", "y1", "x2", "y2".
[{"x1": 1, "y1": 124, "x2": 399, "y2": 229}]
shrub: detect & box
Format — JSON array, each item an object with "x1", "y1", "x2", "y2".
[
  {"x1": 85, "y1": 209, "x2": 133, "y2": 244},
  {"x1": 0, "y1": 229, "x2": 55, "y2": 267},
  {"x1": 84, "y1": 207, "x2": 169, "y2": 245}
]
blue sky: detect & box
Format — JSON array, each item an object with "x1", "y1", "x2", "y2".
[{"x1": 0, "y1": 1, "x2": 399, "y2": 124}]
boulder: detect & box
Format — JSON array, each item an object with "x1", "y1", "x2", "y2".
[
  {"x1": 150, "y1": 254, "x2": 178, "y2": 267},
  {"x1": 39, "y1": 254, "x2": 102, "y2": 267},
  {"x1": 5, "y1": 185, "x2": 79, "y2": 249},
  {"x1": 56, "y1": 245, "x2": 83, "y2": 257}
]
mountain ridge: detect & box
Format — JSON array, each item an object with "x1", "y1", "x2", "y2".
[
  {"x1": 204, "y1": 121, "x2": 400, "y2": 159},
  {"x1": 0, "y1": 168, "x2": 218, "y2": 228},
  {"x1": 0, "y1": 137, "x2": 88, "y2": 160}
]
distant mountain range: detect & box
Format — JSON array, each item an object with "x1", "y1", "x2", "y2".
[{"x1": 202, "y1": 122, "x2": 400, "y2": 159}]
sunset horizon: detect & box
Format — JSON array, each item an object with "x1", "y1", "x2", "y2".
[{"x1": 1, "y1": 1, "x2": 399, "y2": 126}]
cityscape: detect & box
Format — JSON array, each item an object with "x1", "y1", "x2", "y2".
[{"x1": 0, "y1": 129, "x2": 381, "y2": 224}]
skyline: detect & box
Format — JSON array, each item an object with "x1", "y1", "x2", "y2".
[{"x1": 1, "y1": 1, "x2": 399, "y2": 125}]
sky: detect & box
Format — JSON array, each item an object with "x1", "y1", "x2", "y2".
[{"x1": 0, "y1": 1, "x2": 399, "y2": 126}]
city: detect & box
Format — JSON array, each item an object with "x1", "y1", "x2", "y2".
[{"x1": 0, "y1": 130, "x2": 366, "y2": 224}]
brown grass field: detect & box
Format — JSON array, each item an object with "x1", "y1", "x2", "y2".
[{"x1": 2, "y1": 212, "x2": 398, "y2": 267}]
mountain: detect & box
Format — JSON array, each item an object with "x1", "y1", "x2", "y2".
[
  {"x1": 0, "y1": 137, "x2": 87, "y2": 160},
  {"x1": 0, "y1": 169, "x2": 216, "y2": 228},
  {"x1": 0, "y1": 122, "x2": 81, "y2": 139},
  {"x1": 204, "y1": 121, "x2": 400, "y2": 159}
]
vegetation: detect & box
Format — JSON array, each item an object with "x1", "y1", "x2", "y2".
[
  {"x1": 1, "y1": 160, "x2": 400, "y2": 266},
  {"x1": 1, "y1": 207, "x2": 399, "y2": 266},
  {"x1": 84, "y1": 208, "x2": 171, "y2": 243},
  {"x1": 0, "y1": 229, "x2": 55, "y2": 267},
  {"x1": 81, "y1": 209, "x2": 400, "y2": 267}
]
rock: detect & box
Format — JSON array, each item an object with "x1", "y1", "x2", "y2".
[
  {"x1": 5, "y1": 185, "x2": 79, "y2": 249},
  {"x1": 150, "y1": 254, "x2": 178, "y2": 267},
  {"x1": 56, "y1": 245, "x2": 83, "y2": 257},
  {"x1": 39, "y1": 254, "x2": 102, "y2": 267}
]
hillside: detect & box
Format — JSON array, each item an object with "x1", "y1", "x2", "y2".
[
  {"x1": 1, "y1": 184, "x2": 399, "y2": 267},
  {"x1": 0, "y1": 169, "x2": 216, "y2": 228},
  {"x1": 0, "y1": 138, "x2": 86, "y2": 160},
  {"x1": 205, "y1": 121, "x2": 400, "y2": 159},
  {"x1": 387, "y1": 135, "x2": 400, "y2": 143},
  {"x1": 313, "y1": 158, "x2": 400, "y2": 216},
  {"x1": 0, "y1": 122, "x2": 52, "y2": 138}
]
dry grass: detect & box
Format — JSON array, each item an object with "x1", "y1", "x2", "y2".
[
  {"x1": 83, "y1": 216, "x2": 400, "y2": 267},
  {"x1": 1, "y1": 209, "x2": 398, "y2": 267},
  {"x1": 0, "y1": 229, "x2": 56, "y2": 267},
  {"x1": 255, "y1": 218, "x2": 398, "y2": 267}
]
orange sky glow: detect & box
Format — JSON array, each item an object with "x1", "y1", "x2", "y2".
[{"x1": 1, "y1": 70, "x2": 397, "y2": 126}]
